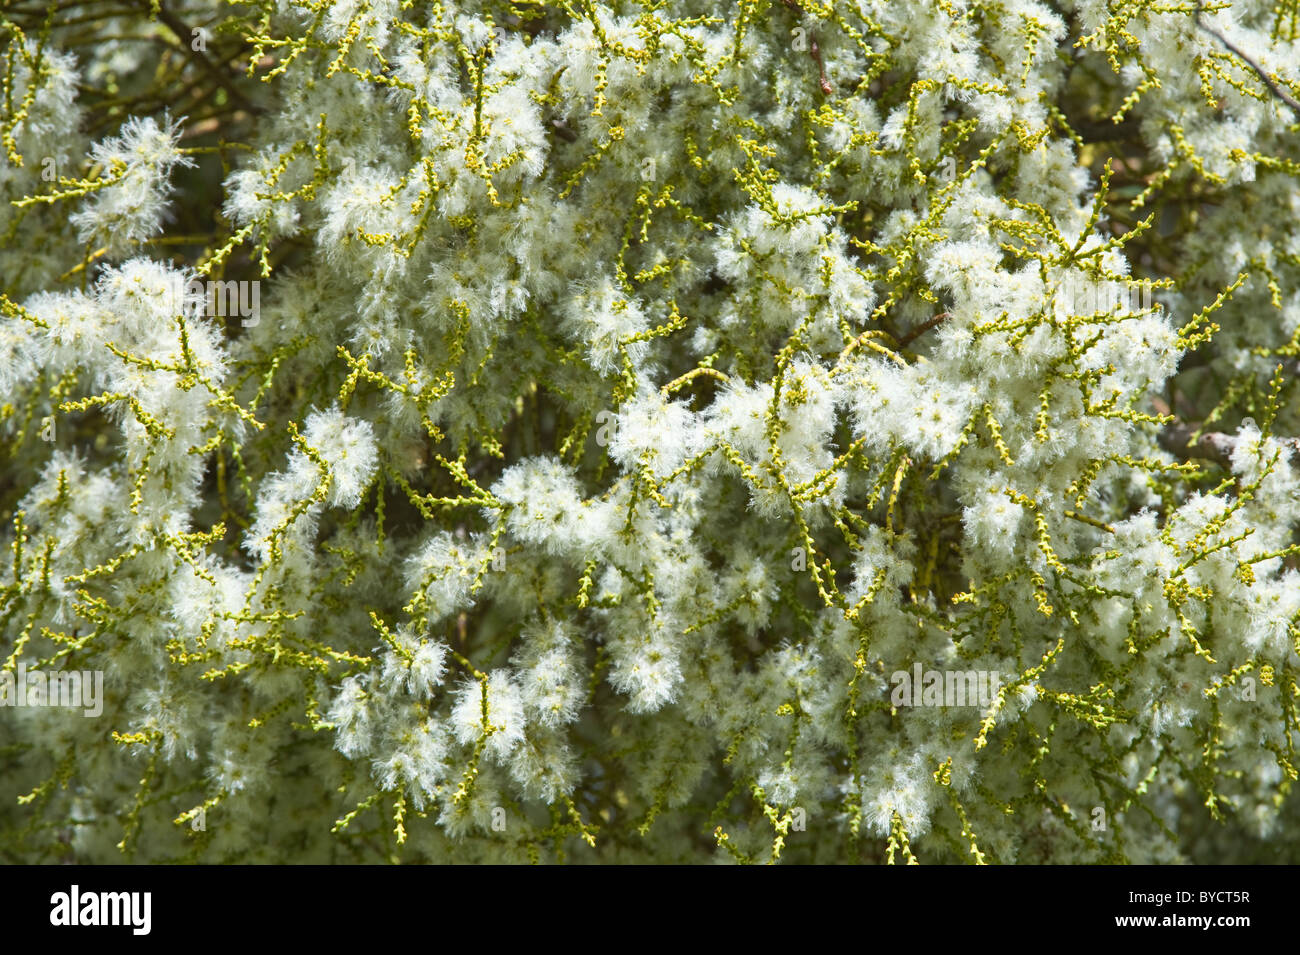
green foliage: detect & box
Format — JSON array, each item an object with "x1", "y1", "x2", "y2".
[{"x1": 2, "y1": 0, "x2": 1300, "y2": 863}]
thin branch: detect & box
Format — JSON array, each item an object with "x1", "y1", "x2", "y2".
[
  {"x1": 1159, "y1": 421, "x2": 1300, "y2": 466},
  {"x1": 1158, "y1": 423, "x2": 1239, "y2": 467},
  {"x1": 144, "y1": 1, "x2": 260, "y2": 116},
  {"x1": 895, "y1": 312, "x2": 950, "y2": 349},
  {"x1": 1196, "y1": 2, "x2": 1300, "y2": 121},
  {"x1": 781, "y1": 0, "x2": 833, "y2": 95},
  {"x1": 810, "y1": 37, "x2": 833, "y2": 96}
]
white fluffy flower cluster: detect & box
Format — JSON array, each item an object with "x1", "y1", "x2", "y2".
[{"x1": 70, "y1": 116, "x2": 194, "y2": 250}]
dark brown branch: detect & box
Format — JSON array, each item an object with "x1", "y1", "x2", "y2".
[
  {"x1": 1196, "y1": 1, "x2": 1300, "y2": 121},
  {"x1": 895, "y1": 312, "x2": 950, "y2": 349},
  {"x1": 1159, "y1": 422, "x2": 1300, "y2": 467},
  {"x1": 810, "y1": 37, "x2": 833, "y2": 96},
  {"x1": 145, "y1": 1, "x2": 260, "y2": 116},
  {"x1": 1158, "y1": 423, "x2": 1238, "y2": 467},
  {"x1": 782, "y1": 0, "x2": 833, "y2": 96}
]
